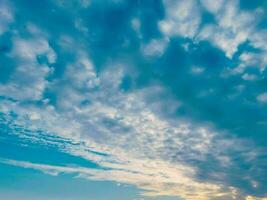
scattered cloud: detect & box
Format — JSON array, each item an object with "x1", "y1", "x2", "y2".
[
  {"x1": 198, "y1": 0, "x2": 258, "y2": 58},
  {"x1": 141, "y1": 39, "x2": 169, "y2": 57},
  {"x1": 257, "y1": 92, "x2": 267, "y2": 103},
  {"x1": 0, "y1": 0, "x2": 13, "y2": 35},
  {"x1": 1, "y1": 0, "x2": 267, "y2": 200},
  {"x1": 0, "y1": 27, "x2": 56, "y2": 101},
  {"x1": 159, "y1": 0, "x2": 201, "y2": 38},
  {"x1": 242, "y1": 73, "x2": 257, "y2": 81}
]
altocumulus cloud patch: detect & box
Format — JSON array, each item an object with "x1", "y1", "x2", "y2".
[{"x1": 1, "y1": 0, "x2": 267, "y2": 200}]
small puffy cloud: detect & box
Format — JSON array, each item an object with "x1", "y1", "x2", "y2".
[
  {"x1": 131, "y1": 18, "x2": 141, "y2": 39},
  {"x1": 141, "y1": 39, "x2": 169, "y2": 57},
  {"x1": 200, "y1": 0, "x2": 225, "y2": 14},
  {"x1": 131, "y1": 18, "x2": 141, "y2": 33},
  {"x1": 257, "y1": 92, "x2": 267, "y2": 103},
  {"x1": 0, "y1": 0, "x2": 13, "y2": 35},
  {"x1": 250, "y1": 30, "x2": 267, "y2": 51},
  {"x1": 74, "y1": 18, "x2": 89, "y2": 34},
  {"x1": 65, "y1": 53, "x2": 99, "y2": 90},
  {"x1": 237, "y1": 52, "x2": 267, "y2": 72},
  {"x1": 191, "y1": 66, "x2": 205, "y2": 74},
  {"x1": 242, "y1": 73, "x2": 257, "y2": 81}
]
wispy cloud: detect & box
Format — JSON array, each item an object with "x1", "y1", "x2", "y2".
[{"x1": 0, "y1": 58, "x2": 262, "y2": 199}]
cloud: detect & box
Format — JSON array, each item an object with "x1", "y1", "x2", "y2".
[
  {"x1": 0, "y1": 157, "x2": 233, "y2": 200},
  {"x1": 191, "y1": 66, "x2": 205, "y2": 74},
  {"x1": 141, "y1": 38, "x2": 169, "y2": 57},
  {"x1": 158, "y1": 0, "x2": 265, "y2": 65},
  {"x1": 200, "y1": 0, "x2": 225, "y2": 14},
  {"x1": 2, "y1": 152, "x2": 267, "y2": 200},
  {"x1": 0, "y1": 27, "x2": 56, "y2": 101},
  {"x1": 157, "y1": 0, "x2": 267, "y2": 78},
  {"x1": 198, "y1": 0, "x2": 267, "y2": 76},
  {"x1": 1, "y1": 54, "x2": 265, "y2": 199},
  {"x1": 242, "y1": 73, "x2": 257, "y2": 81},
  {"x1": 64, "y1": 52, "x2": 100, "y2": 90},
  {"x1": 131, "y1": 18, "x2": 141, "y2": 36},
  {"x1": 0, "y1": 0, "x2": 13, "y2": 35},
  {"x1": 240, "y1": 31, "x2": 267, "y2": 72},
  {"x1": 159, "y1": 0, "x2": 201, "y2": 38},
  {"x1": 257, "y1": 92, "x2": 267, "y2": 103},
  {"x1": 1, "y1": 1, "x2": 267, "y2": 200},
  {"x1": 198, "y1": 0, "x2": 257, "y2": 58}
]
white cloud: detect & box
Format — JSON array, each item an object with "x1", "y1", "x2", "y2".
[
  {"x1": 0, "y1": 156, "x2": 231, "y2": 199},
  {"x1": 236, "y1": 52, "x2": 267, "y2": 73},
  {"x1": 74, "y1": 18, "x2": 89, "y2": 34},
  {"x1": 0, "y1": 32, "x2": 56, "y2": 101},
  {"x1": 159, "y1": 0, "x2": 260, "y2": 60},
  {"x1": 0, "y1": 1, "x2": 13, "y2": 35},
  {"x1": 242, "y1": 73, "x2": 257, "y2": 81},
  {"x1": 141, "y1": 38, "x2": 169, "y2": 57},
  {"x1": 131, "y1": 18, "x2": 141, "y2": 38},
  {"x1": 0, "y1": 2, "x2": 265, "y2": 199},
  {"x1": 198, "y1": 0, "x2": 256, "y2": 58},
  {"x1": 0, "y1": 158, "x2": 90, "y2": 176},
  {"x1": 65, "y1": 52, "x2": 99, "y2": 90},
  {"x1": 11, "y1": 36, "x2": 56, "y2": 63},
  {"x1": 159, "y1": 0, "x2": 267, "y2": 74},
  {"x1": 191, "y1": 66, "x2": 205, "y2": 74},
  {"x1": 159, "y1": 0, "x2": 201, "y2": 38},
  {"x1": 257, "y1": 92, "x2": 267, "y2": 103},
  {"x1": 250, "y1": 30, "x2": 267, "y2": 51},
  {"x1": 200, "y1": 0, "x2": 225, "y2": 14},
  {"x1": 238, "y1": 30, "x2": 267, "y2": 72},
  {"x1": 0, "y1": 56, "x2": 257, "y2": 199}
]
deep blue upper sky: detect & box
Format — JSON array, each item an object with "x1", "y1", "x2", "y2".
[{"x1": 1, "y1": 0, "x2": 267, "y2": 199}]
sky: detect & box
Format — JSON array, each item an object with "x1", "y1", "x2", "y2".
[{"x1": 1, "y1": 0, "x2": 267, "y2": 199}]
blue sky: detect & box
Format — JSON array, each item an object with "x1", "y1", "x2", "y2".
[{"x1": 1, "y1": 0, "x2": 267, "y2": 199}]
